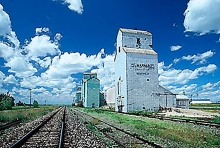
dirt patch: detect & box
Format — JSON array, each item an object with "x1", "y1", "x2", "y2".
[{"x1": 158, "y1": 107, "x2": 220, "y2": 119}]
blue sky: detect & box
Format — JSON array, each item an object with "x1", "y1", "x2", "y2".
[{"x1": 0, "y1": 0, "x2": 220, "y2": 104}]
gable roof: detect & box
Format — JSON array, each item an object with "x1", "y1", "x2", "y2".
[
  {"x1": 176, "y1": 95, "x2": 190, "y2": 100},
  {"x1": 123, "y1": 47, "x2": 157, "y2": 55},
  {"x1": 158, "y1": 85, "x2": 174, "y2": 94},
  {"x1": 119, "y1": 28, "x2": 152, "y2": 36}
]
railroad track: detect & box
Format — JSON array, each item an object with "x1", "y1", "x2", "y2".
[
  {"x1": 72, "y1": 108, "x2": 162, "y2": 148},
  {"x1": 101, "y1": 109, "x2": 220, "y2": 128},
  {"x1": 1, "y1": 107, "x2": 107, "y2": 148},
  {"x1": 64, "y1": 108, "x2": 107, "y2": 147},
  {"x1": 0, "y1": 119, "x2": 22, "y2": 131},
  {"x1": 152, "y1": 116, "x2": 220, "y2": 128},
  {"x1": 9, "y1": 106, "x2": 65, "y2": 148}
]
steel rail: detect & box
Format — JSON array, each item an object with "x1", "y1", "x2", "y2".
[
  {"x1": 0, "y1": 119, "x2": 22, "y2": 131},
  {"x1": 154, "y1": 116, "x2": 220, "y2": 128},
  {"x1": 10, "y1": 107, "x2": 63, "y2": 148},
  {"x1": 58, "y1": 106, "x2": 66, "y2": 148},
  {"x1": 72, "y1": 108, "x2": 163, "y2": 148},
  {"x1": 100, "y1": 109, "x2": 220, "y2": 128}
]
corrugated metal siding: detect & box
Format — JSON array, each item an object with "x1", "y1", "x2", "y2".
[
  {"x1": 114, "y1": 28, "x2": 177, "y2": 112},
  {"x1": 126, "y1": 52, "x2": 159, "y2": 111},
  {"x1": 114, "y1": 49, "x2": 127, "y2": 112},
  {"x1": 86, "y1": 78, "x2": 100, "y2": 107},
  {"x1": 158, "y1": 86, "x2": 176, "y2": 108},
  {"x1": 122, "y1": 34, "x2": 152, "y2": 49}
]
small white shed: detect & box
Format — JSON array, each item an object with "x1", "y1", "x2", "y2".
[{"x1": 176, "y1": 95, "x2": 190, "y2": 109}]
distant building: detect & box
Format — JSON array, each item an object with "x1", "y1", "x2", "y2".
[
  {"x1": 176, "y1": 95, "x2": 190, "y2": 109},
  {"x1": 99, "y1": 91, "x2": 107, "y2": 106},
  {"x1": 81, "y1": 73, "x2": 100, "y2": 108},
  {"x1": 75, "y1": 86, "x2": 82, "y2": 106},
  {"x1": 114, "y1": 28, "x2": 176, "y2": 112},
  {"x1": 191, "y1": 99, "x2": 212, "y2": 104}
]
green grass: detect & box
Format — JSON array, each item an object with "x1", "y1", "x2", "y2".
[
  {"x1": 0, "y1": 106, "x2": 58, "y2": 123},
  {"x1": 76, "y1": 107, "x2": 220, "y2": 148},
  {"x1": 190, "y1": 103, "x2": 220, "y2": 107},
  {"x1": 211, "y1": 116, "x2": 220, "y2": 123},
  {"x1": 190, "y1": 103, "x2": 220, "y2": 114}
]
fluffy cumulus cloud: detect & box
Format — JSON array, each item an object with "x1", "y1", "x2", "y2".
[
  {"x1": 0, "y1": 42, "x2": 15, "y2": 61},
  {"x1": 0, "y1": 71, "x2": 6, "y2": 87},
  {"x1": 0, "y1": 4, "x2": 11, "y2": 36},
  {"x1": 54, "y1": 0, "x2": 83, "y2": 14},
  {"x1": 170, "y1": 45, "x2": 182, "y2": 51},
  {"x1": 38, "y1": 57, "x2": 52, "y2": 68},
  {"x1": 4, "y1": 53, "x2": 37, "y2": 78},
  {"x1": 201, "y1": 81, "x2": 220, "y2": 91},
  {"x1": 41, "y1": 49, "x2": 105, "y2": 79},
  {"x1": 158, "y1": 62, "x2": 217, "y2": 86},
  {"x1": 3, "y1": 74, "x2": 19, "y2": 85},
  {"x1": 199, "y1": 81, "x2": 220, "y2": 102},
  {"x1": 182, "y1": 50, "x2": 215, "y2": 64},
  {"x1": 25, "y1": 34, "x2": 61, "y2": 58},
  {"x1": 91, "y1": 49, "x2": 115, "y2": 90},
  {"x1": 184, "y1": 0, "x2": 220, "y2": 35},
  {"x1": 0, "y1": 4, "x2": 19, "y2": 48},
  {"x1": 35, "y1": 27, "x2": 49, "y2": 35}
]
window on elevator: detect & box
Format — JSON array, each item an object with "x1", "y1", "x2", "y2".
[{"x1": 137, "y1": 38, "x2": 141, "y2": 47}]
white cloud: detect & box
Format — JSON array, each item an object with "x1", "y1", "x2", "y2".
[
  {"x1": 0, "y1": 4, "x2": 20, "y2": 48},
  {"x1": 184, "y1": 0, "x2": 220, "y2": 35},
  {"x1": 5, "y1": 54, "x2": 37, "y2": 78},
  {"x1": 20, "y1": 77, "x2": 37, "y2": 88},
  {"x1": 201, "y1": 81, "x2": 220, "y2": 90},
  {"x1": 159, "y1": 62, "x2": 217, "y2": 86},
  {"x1": 0, "y1": 26, "x2": 62, "y2": 79},
  {"x1": 173, "y1": 58, "x2": 180, "y2": 64},
  {"x1": 0, "y1": 4, "x2": 11, "y2": 37},
  {"x1": 91, "y1": 50, "x2": 115, "y2": 90},
  {"x1": 159, "y1": 61, "x2": 219, "y2": 102},
  {"x1": 0, "y1": 71, "x2": 6, "y2": 87},
  {"x1": 170, "y1": 45, "x2": 182, "y2": 51},
  {"x1": 41, "y1": 49, "x2": 104, "y2": 79},
  {"x1": 38, "y1": 57, "x2": 52, "y2": 68},
  {"x1": 182, "y1": 50, "x2": 215, "y2": 64},
  {"x1": 33, "y1": 87, "x2": 48, "y2": 93},
  {"x1": 167, "y1": 84, "x2": 197, "y2": 95},
  {"x1": 3, "y1": 74, "x2": 19, "y2": 85},
  {"x1": 199, "y1": 82, "x2": 220, "y2": 102},
  {"x1": 54, "y1": 0, "x2": 83, "y2": 14},
  {"x1": 54, "y1": 33, "x2": 62, "y2": 42},
  {"x1": 25, "y1": 34, "x2": 61, "y2": 58},
  {"x1": 35, "y1": 27, "x2": 50, "y2": 35},
  {"x1": 0, "y1": 42, "x2": 15, "y2": 61}
]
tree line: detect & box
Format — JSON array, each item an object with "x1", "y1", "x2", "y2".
[
  {"x1": 0, "y1": 92, "x2": 39, "y2": 111},
  {"x1": 0, "y1": 92, "x2": 15, "y2": 111}
]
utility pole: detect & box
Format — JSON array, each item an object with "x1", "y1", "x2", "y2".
[{"x1": 30, "y1": 88, "x2": 32, "y2": 107}]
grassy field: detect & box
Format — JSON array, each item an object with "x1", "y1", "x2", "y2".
[
  {"x1": 0, "y1": 105, "x2": 59, "y2": 125},
  {"x1": 190, "y1": 103, "x2": 220, "y2": 114},
  {"x1": 75, "y1": 107, "x2": 220, "y2": 148},
  {"x1": 190, "y1": 103, "x2": 220, "y2": 107}
]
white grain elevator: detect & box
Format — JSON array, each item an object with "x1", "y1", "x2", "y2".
[{"x1": 114, "y1": 28, "x2": 161, "y2": 112}]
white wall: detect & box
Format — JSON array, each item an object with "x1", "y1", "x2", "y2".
[{"x1": 106, "y1": 87, "x2": 115, "y2": 104}]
